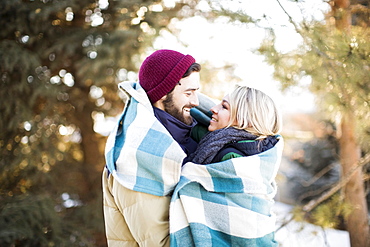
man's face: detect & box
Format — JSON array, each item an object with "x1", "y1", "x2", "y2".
[{"x1": 162, "y1": 72, "x2": 200, "y2": 125}]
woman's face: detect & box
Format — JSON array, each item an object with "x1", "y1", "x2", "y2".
[{"x1": 208, "y1": 95, "x2": 232, "y2": 131}]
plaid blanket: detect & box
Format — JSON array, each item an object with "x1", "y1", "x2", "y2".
[
  {"x1": 169, "y1": 137, "x2": 283, "y2": 246},
  {"x1": 104, "y1": 81, "x2": 186, "y2": 196}
]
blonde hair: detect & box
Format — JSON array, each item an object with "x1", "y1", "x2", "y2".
[{"x1": 227, "y1": 85, "x2": 282, "y2": 138}]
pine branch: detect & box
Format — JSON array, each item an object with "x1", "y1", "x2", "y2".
[
  {"x1": 276, "y1": 153, "x2": 370, "y2": 232},
  {"x1": 275, "y1": 215, "x2": 294, "y2": 232},
  {"x1": 302, "y1": 153, "x2": 370, "y2": 212},
  {"x1": 297, "y1": 183, "x2": 333, "y2": 203},
  {"x1": 275, "y1": 0, "x2": 332, "y2": 60},
  {"x1": 321, "y1": 226, "x2": 330, "y2": 247},
  {"x1": 299, "y1": 163, "x2": 337, "y2": 187}
]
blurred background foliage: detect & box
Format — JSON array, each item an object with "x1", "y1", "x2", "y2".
[
  {"x1": 0, "y1": 0, "x2": 369, "y2": 246},
  {"x1": 255, "y1": 1, "x2": 369, "y2": 244},
  {"x1": 0, "y1": 0, "x2": 203, "y2": 245}
]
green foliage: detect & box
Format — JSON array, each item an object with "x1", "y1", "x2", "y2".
[
  {"x1": 208, "y1": 2, "x2": 255, "y2": 24},
  {"x1": 291, "y1": 194, "x2": 352, "y2": 230},
  {"x1": 291, "y1": 205, "x2": 306, "y2": 223},
  {"x1": 255, "y1": 1, "x2": 370, "y2": 237},
  {"x1": 310, "y1": 194, "x2": 352, "y2": 229},
  {"x1": 209, "y1": 1, "x2": 369, "y2": 237},
  {"x1": 0, "y1": 0, "x2": 201, "y2": 245},
  {"x1": 0, "y1": 194, "x2": 92, "y2": 247},
  {"x1": 258, "y1": 19, "x2": 370, "y2": 152}
]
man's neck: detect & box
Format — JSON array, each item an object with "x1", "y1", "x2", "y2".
[{"x1": 152, "y1": 99, "x2": 165, "y2": 111}]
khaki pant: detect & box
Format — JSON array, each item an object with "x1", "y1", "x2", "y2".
[{"x1": 102, "y1": 168, "x2": 171, "y2": 247}]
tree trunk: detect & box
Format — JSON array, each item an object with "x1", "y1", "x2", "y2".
[
  {"x1": 77, "y1": 92, "x2": 106, "y2": 200},
  {"x1": 333, "y1": 1, "x2": 369, "y2": 246},
  {"x1": 339, "y1": 111, "x2": 369, "y2": 247},
  {"x1": 332, "y1": 0, "x2": 351, "y2": 31},
  {"x1": 71, "y1": 86, "x2": 108, "y2": 247}
]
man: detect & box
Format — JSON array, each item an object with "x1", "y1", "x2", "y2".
[{"x1": 102, "y1": 49, "x2": 201, "y2": 246}]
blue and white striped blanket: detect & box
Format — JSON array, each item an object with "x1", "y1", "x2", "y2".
[
  {"x1": 104, "y1": 81, "x2": 186, "y2": 196},
  {"x1": 170, "y1": 137, "x2": 283, "y2": 247}
]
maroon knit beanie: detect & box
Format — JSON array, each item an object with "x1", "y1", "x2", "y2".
[{"x1": 139, "y1": 49, "x2": 195, "y2": 103}]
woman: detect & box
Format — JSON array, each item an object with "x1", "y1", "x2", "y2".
[
  {"x1": 189, "y1": 85, "x2": 281, "y2": 164},
  {"x1": 170, "y1": 85, "x2": 283, "y2": 247}
]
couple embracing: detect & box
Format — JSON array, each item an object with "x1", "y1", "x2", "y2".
[{"x1": 102, "y1": 49, "x2": 283, "y2": 247}]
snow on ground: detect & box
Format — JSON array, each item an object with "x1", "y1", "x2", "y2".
[{"x1": 273, "y1": 202, "x2": 350, "y2": 247}]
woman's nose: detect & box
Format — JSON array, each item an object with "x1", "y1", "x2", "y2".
[{"x1": 211, "y1": 107, "x2": 218, "y2": 114}]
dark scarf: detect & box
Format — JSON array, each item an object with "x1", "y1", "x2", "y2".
[
  {"x1": 188, "y1": 127, "x2": 257, "y2": 164},
  {"x1": 153, "y1": 107, "x2": 198, "y2": 155}
]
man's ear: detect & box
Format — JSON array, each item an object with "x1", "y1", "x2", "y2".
[{"x1": 152, "y1": 94, "x2": 167, "y2": 110}]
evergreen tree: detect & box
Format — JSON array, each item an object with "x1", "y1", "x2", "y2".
[
  {"x1": 202, "y1": 0, "x2": 369, "y2": 245},
  {"x1": 0, "y1": 0, "x2": 200, "y2": 246},
  {"x1": 257, "y1": 1, "x2": 369, "y2": 246}
]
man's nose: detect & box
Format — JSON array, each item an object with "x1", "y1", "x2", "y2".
[{"x1": 190, "y1": 94, "x2": 199, "y2": 107}]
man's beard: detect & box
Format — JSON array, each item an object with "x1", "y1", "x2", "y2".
[{"x1": 163, "y1": 92, "x2": 193, "y2": 125}]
